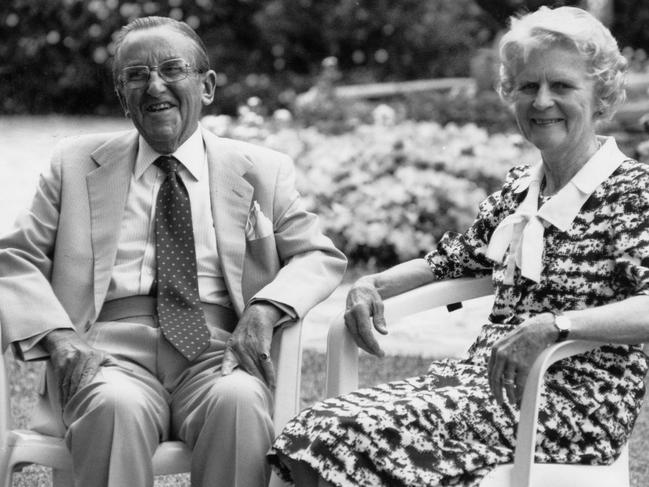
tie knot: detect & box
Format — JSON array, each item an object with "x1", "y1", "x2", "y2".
[{"x1": 155, "y1": 156, "x2": 180, "y2": 175}]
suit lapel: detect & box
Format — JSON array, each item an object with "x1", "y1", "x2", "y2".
[
  {"x1": 87, "y1": 131, "x2": 138, "y2": 317},
  {"x1": 203, "y1": 130, "x2": 253, "y2": 316}
]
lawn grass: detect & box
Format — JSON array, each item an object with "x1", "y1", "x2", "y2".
[{"x1": 8, "y1": 350, "x2": 649, "y2": 486}]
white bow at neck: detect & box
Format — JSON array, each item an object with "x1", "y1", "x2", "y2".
[{"x1": 485, "y1": 136, "x2": 626, "y2": 284}]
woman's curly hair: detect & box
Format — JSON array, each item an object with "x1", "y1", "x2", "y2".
[{"x1": 497, "y1": 6, "x2": 627, "y2": 121}]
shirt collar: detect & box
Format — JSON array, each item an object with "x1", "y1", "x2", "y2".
[{"x1": 134, "y1": 125, "x2": 206, "y2": 181}]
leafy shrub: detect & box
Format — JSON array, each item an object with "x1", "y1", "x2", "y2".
[
  {"x1": 205, "y1": 115, "x2": 537, "y2": 269},
  {"x1": 399, "y1": 89, "x2": 518, "y2": 134}
]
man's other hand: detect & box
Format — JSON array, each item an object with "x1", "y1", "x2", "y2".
[
  {"x1": 42, "y1": 329, "x2": 115, "y2": 406},
  {"x1": 222, "y1": 302, "x2": 282, "y2": 389}
]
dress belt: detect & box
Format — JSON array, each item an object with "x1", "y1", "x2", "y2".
[{"x1": 97, "y1": 296, "x2": 238, "y2": 333}]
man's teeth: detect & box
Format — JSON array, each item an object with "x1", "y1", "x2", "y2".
[
  {"x1": 148, "y1": 103, "x2": 172, "y2": 112},
  {"x1": 534, "y1": 119, "x2": 562, "y2": 126}
]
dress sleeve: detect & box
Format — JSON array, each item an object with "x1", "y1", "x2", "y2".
[
  {"x1": 611, "y1": 176, "x2": 649, "y2": 296},
  {"x1": 424, "y1": 165, "x2": 528, "y2": 280}
]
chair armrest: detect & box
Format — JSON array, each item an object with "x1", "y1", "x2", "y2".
[
  {"x1": 325, "y1": 276, "x2": 493, "y2": 397},
  {"x1": 511, "y1": 339, "x2": 605, "y2": 487},
  {"x1": 271, "y1": 319, "x2": 304, "y2": 431}
]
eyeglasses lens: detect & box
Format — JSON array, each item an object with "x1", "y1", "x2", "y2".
[{"x1": 122, "y1": 59, "x2": 190, "y2": 87}]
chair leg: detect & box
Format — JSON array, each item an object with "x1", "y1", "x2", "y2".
[
  {"x1": 52, "y1": 467, "x2": 74, "y2": 487},
  {"x1": 0, "y1": 466, "x2": 12, "y2": 487}
]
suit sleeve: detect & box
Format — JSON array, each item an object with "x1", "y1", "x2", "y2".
[
  {"x1": 250, "y1": 154, "x2": 347, "y2": 318},
  {"x1": 0, "y1": 142, "x2": 74, "y2": 355}
]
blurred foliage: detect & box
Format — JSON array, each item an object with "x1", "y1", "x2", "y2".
[
  {"x1": 1, "y1": 0, "x2": 494, "y2": 115},
  {"x1": 0, "y1": 0, "x2": 494, "y2": 115},
  {"x1": 2, "y1": 0, "x2": 647, "y2": 116},
  {"x1": 613, "y1": 0, "x2": 649, "y2": 59},
  {"x1": 473, "y1": 0, "x2": 582, "y2": 28},
  {"x1": 205, "y1": 112, "x2": 537, "y2": 269}
]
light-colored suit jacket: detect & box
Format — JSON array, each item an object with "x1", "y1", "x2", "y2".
[{"x1": 0, "y1": 127, "x2": 346, "y2": 354}]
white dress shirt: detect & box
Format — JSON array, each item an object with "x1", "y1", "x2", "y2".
[{"x1": 106, "y1": 126, "x2": 231, "y2": 308}]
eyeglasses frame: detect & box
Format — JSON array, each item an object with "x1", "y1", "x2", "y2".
[{"x1": 118, "y1": 58, "x2": 204, "y2": 89}]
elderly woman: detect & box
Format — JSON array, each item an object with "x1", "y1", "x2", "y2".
[{"x1": 269, "y1": 6, "x2": 649, "y2": 487}]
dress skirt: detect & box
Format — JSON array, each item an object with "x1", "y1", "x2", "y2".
[{"x1": 269, "y1": 323, "x2": 647, "y2": 487}]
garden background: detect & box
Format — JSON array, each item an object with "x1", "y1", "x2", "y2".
[{"x1": 3, "y1": 0, "x2": 649, "y2": 485}]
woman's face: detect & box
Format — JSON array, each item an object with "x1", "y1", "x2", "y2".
[{"x1": 512, "y1": 46, "x2": 599, "y2": 160}]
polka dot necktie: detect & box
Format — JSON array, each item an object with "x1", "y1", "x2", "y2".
[{"x1": 154, "y1": 155, "x2": 209, "y2": 361}]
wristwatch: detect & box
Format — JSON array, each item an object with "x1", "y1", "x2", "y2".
[{"x1": 553, "y1": 313, "x2": 572, "y2": 342}]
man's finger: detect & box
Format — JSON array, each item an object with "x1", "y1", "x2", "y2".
[
  {"x1": 59, "y1": 368, "x2": 72, "y2": 407},
  {"x1": 221, "y1": 346, "x2": 239, "y2": 376},
  {"x1": 68, "y1": 356, "x2": 88, "y2": 399},
  {"x1": 76, "y1": 354, "x2": 105, "y2": 393},
  {"x1": 258, "y1": 352, "x2": 276, "y2": 389}
]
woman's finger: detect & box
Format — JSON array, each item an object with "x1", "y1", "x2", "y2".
[
  {"x1": 487, "y1": 347, "x2": 502, "y2": 403},
  {"x1": 345, "y1": 308, "x2": 383, "y2": 356},
  {"x1": 503, "y1": 363, "x2": 518, "y2": 404}
]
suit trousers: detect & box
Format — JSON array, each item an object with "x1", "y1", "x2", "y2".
[{"x1": 47, "y1": 298, "x2": 274, "y2": 487}]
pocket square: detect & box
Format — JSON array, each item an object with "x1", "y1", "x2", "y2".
[{"x1": 245, "y1": 201, "x2": 274, "y2": 240}]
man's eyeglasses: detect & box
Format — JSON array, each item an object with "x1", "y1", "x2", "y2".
[{"x1": 119, "y1": 58, "x2": 201, "y2": 88}]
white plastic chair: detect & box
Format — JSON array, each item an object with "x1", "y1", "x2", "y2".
[
  {"x1": 0, "y1": 320, "x2": 302, "y2": 487},
  {"x1": 325, "y1": 276, "x2": 630, "y2": 487}
]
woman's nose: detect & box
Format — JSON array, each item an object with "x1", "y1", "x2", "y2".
[{"x1": 532, "y1": 84, "x2": 554, "y2": 110}]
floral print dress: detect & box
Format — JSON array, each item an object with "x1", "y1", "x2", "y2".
[{"x1": 269, "y1": 155, "x2": 649, "y2": 487}]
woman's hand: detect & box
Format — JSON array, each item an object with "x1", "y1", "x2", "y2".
[
  {"x1": 344, "y1": 278, "x2": 388, "y2": 357},
  {"x1": 488, "y1": 313, "x2": 557, "y2": 406}
]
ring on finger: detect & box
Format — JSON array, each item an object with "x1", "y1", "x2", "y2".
[
  {"x1": 259, "y1": 352, "x2": 271, "y2": 361},
  {"x1": 503, "y1": 379, "x2": 515, "y2": 385}
]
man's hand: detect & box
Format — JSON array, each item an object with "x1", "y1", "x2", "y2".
[
  {"x1": 221, "y1": 302, "x2": 282, "y2": 389},
  {"x1": 344, "y1": 278, "x2": 388, "y2": 357},
  {"x1": 487, "y1": 313, "x2": 557, "y2": 406},
  {"x1": 42, "y1": 329, "x2": 115, "y2": 406}
]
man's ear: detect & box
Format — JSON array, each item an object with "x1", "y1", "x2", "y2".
[
  {"x1": 115, "y1": 88, "x2": 130, "y2": 117},
  {"x1": 201, "y1": 70, "x2": 217, "y2": 106}
]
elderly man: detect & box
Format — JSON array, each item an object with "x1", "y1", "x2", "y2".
[{"x1": 0, "y1": 16, "x2": 346, "y2": 487}]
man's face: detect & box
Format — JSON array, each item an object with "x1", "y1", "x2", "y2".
[{"x1": 115, "y1": 26, "x2": 216, "y2": 154}]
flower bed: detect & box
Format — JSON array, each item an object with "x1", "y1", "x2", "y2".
[{"x1": 204, "y1": 115, "x2": 537, "y2": 268}]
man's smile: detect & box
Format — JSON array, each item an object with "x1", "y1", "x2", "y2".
[
  {"x1": 146, "y1": 102, "x2": 175, "y2": 112},
  {"x1": 531, "y1": 118, "x2": 563, "y2": 126}
]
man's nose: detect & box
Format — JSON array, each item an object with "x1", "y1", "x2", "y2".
[
  {"x1": 146, "y1": 70, "x2": 167, "y2": 96},
  {"x1": 532, "y1": 84, "x2": 553, "y2": 110}
]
